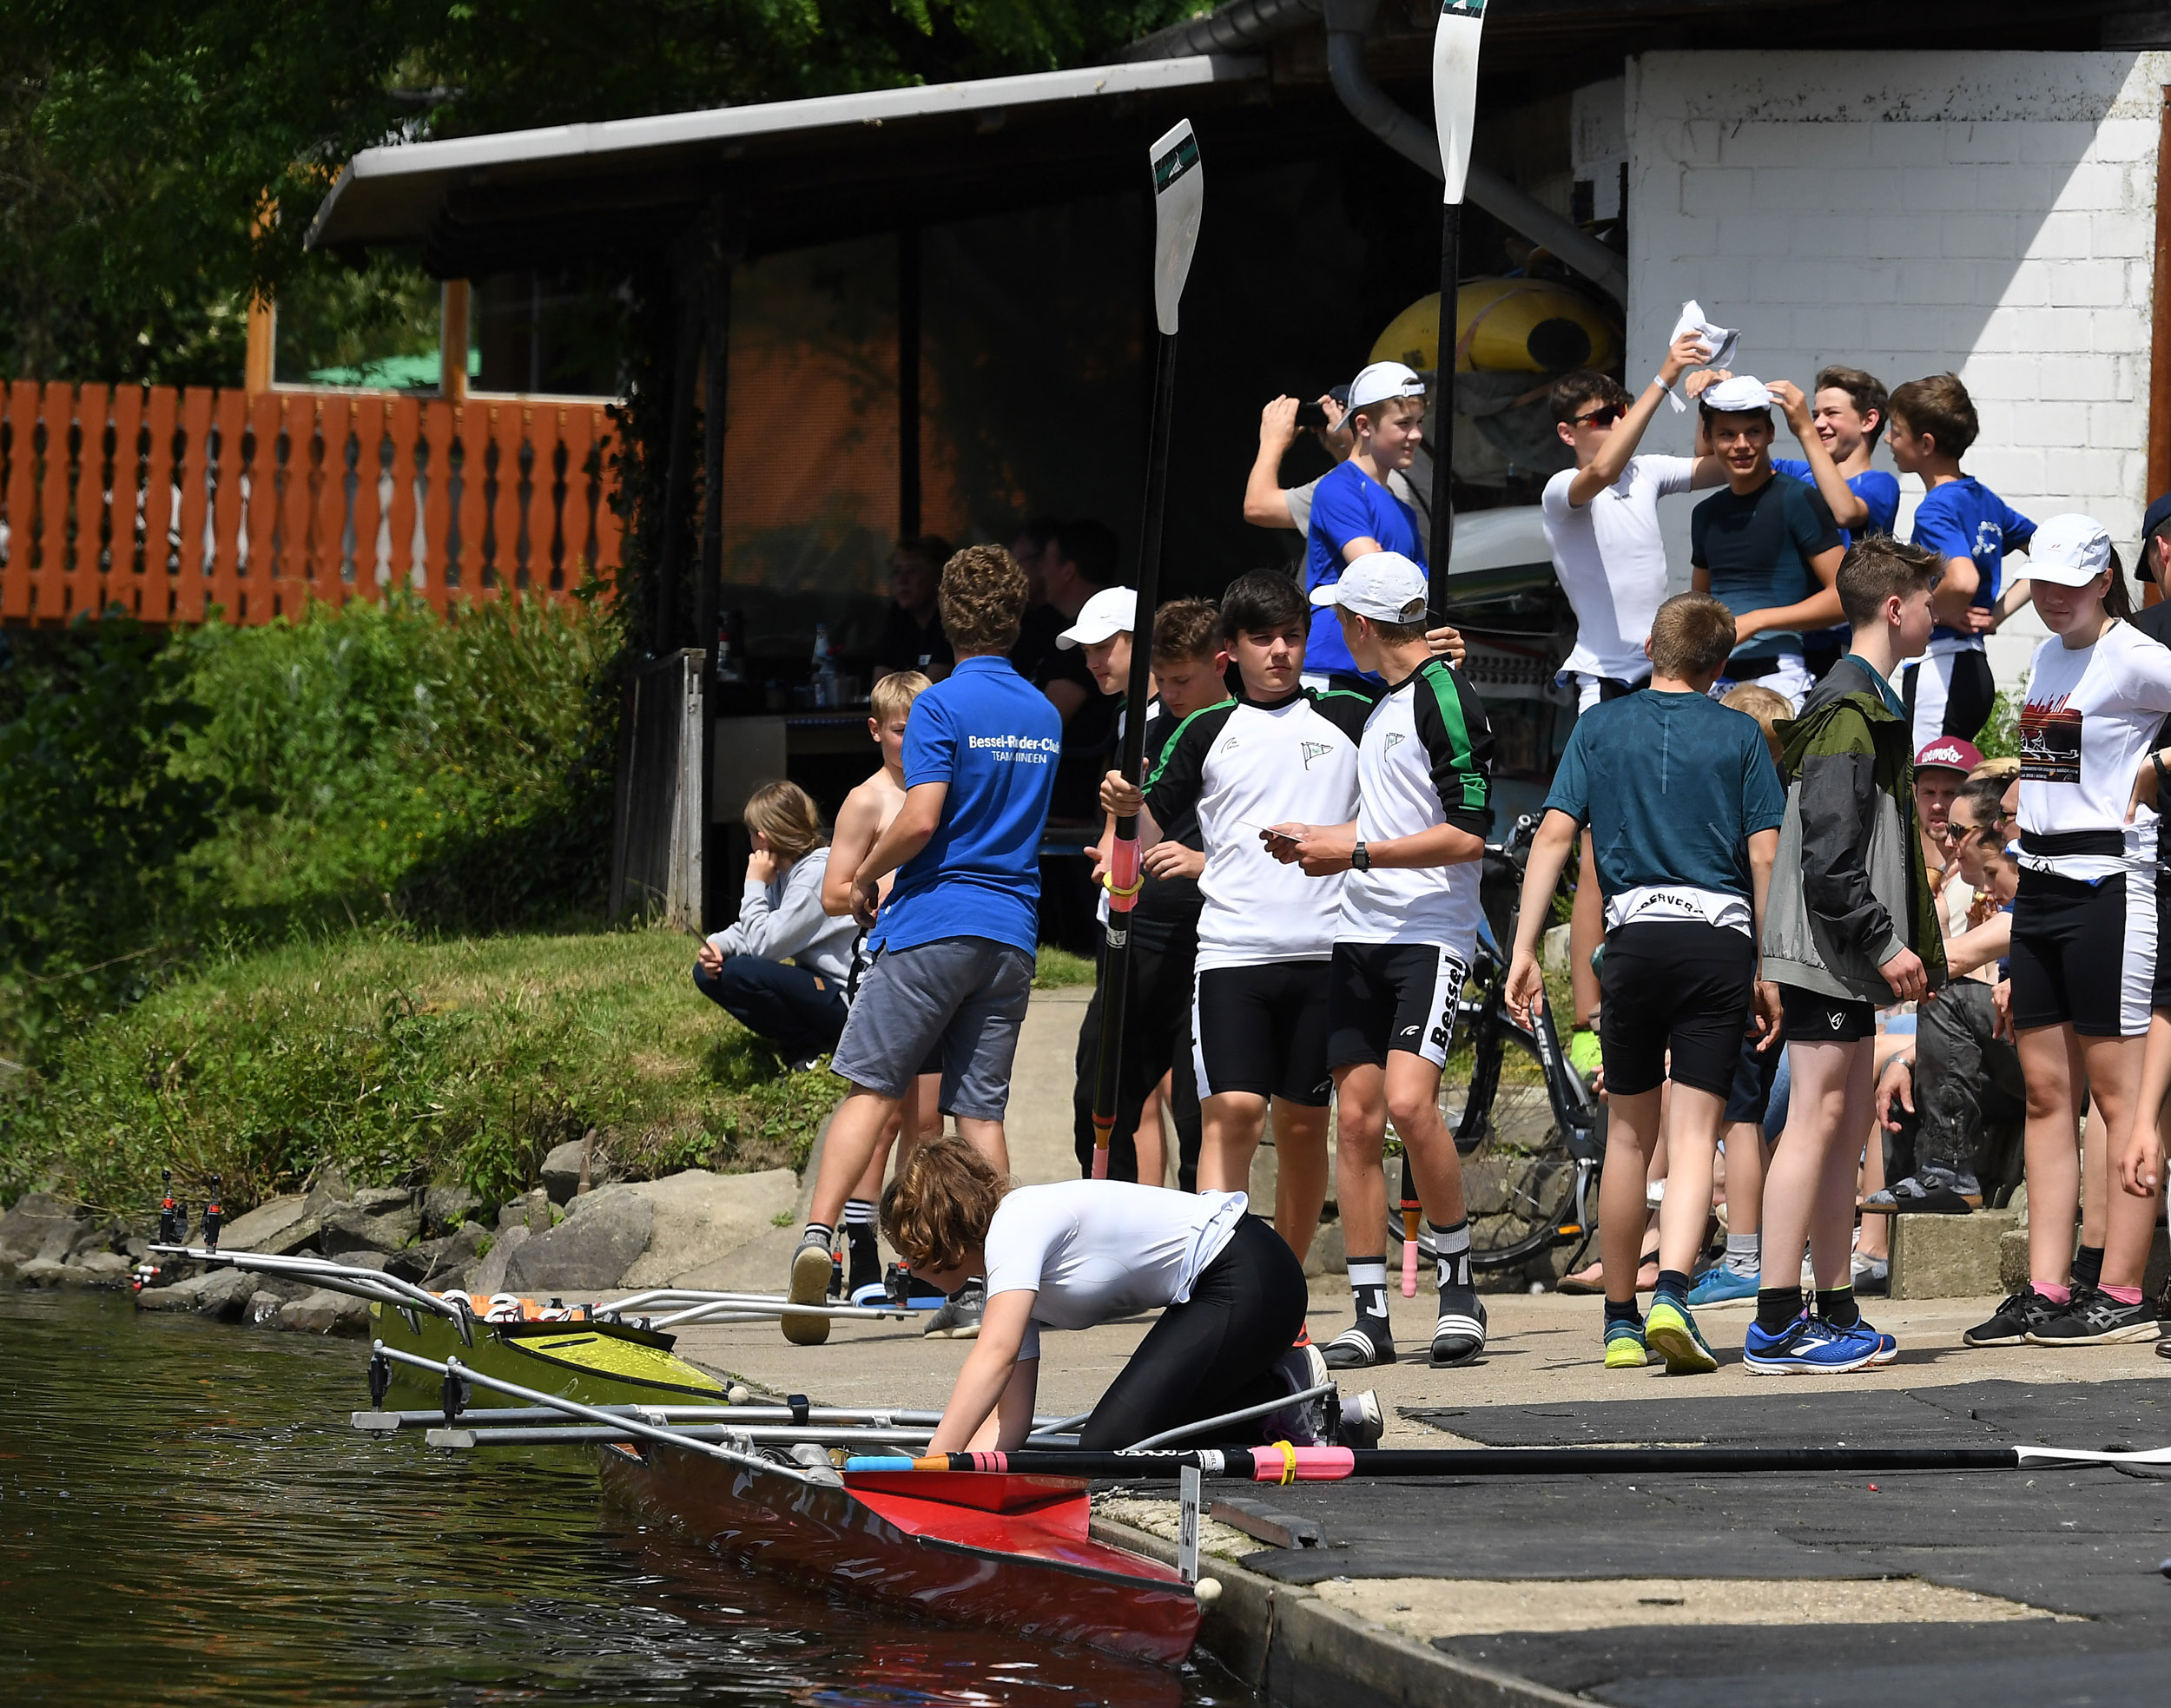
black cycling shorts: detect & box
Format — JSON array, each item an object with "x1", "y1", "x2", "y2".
[
  {"x1": 1778, "y1": 983, "x2": 1877, "y2": 1044},
  {"x1": 1598, "y1": 920, "x2": 1755, "y2": 1098},
  {"x1": 1191, "y1": 961, "x2": 1335, "y2": 1105},
  {"x1": 1325, "y1": 941, "x2": 1469, "y2": 1073},
  {"x1": 1724, "y1": 1017, "x2": 1784, "y2": 1124},
  {"x1": 2010, "y1": 865, "x2": 2155, "y2": 1039}
]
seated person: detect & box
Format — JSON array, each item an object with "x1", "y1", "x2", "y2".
[
  {"x1": 873, "y1": 535, "x2": 955, "y2": 681},
  {"x1": 888, "y1": 1136, "x2": 1382, "y2": 1453},
  {"x1": 694, "y1": 781, "x2": 860, "y2": 1071}
]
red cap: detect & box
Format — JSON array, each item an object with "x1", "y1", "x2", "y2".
[{"x1": 1913, "y1": 735, "x2": 1983, "y2": 776}]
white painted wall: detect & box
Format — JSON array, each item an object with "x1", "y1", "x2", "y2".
[{"x1": 1614, "y1": 49, "x2": 2168, "y2": 697}]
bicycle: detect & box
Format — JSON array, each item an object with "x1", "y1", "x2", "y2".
[{"x1": 1385, "y1": 813, "x2": 1604, "y2": 1279}]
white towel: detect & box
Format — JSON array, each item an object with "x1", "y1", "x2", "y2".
[{"x1": 1665, "y1": 300, "x2": 1740, "y2": 410}]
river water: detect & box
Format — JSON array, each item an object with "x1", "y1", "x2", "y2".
[{"x1": 1, "y1": 1290, "x2": 1252, "y2": 1706}]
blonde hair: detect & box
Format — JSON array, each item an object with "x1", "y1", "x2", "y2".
[
  {"x1": 742, "y1": 780, "x2": 826, "y2": 863},
  {"x1": 1720, "y1": 683, "x2": 1792, "y2": 765},
  {"x1": 870, "y1": 669, "x2": 930, "y2": 725},
  {"x1": 880, "y1": 1136, "x2": 1008, "y2": 1272},
  {"x1": 1969, "y1": 755, "x2": 2020, "y2": 782}
]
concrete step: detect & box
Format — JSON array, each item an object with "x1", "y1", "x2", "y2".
[{"x1": 1891, "y1": 1208, "x2": 2168, "y2": 1300}]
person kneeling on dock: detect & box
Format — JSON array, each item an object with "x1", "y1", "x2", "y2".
[{"x1": 887, "y1": 1138, "x2": 1382, "y2": 1454}]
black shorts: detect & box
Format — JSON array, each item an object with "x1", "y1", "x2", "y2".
[
  {"x1": 1778, "y1": 984, "x2": 1877, "y2": 1043},
  {"x1": 1325, "y1": 942, "x2": 1468, "y2": 1073},
  {"x1": 2010, "y1": 865, "x2": 2156, "y2": 1039},
  {"x1": 1597, "y1": 920, "x2": 1756, "y2": 1099},
  {"x1": 1724, "y1": 1018, "x2": 1784, "y2": 1124},
  {"x1": 1191, "y1": 961, "x2": 1335, "y2": 1105}
]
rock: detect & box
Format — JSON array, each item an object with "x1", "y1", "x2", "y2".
[
  {"x1": 34, "y1": 1218, "x2": 88, "y2": 1265},
  {"x1": 69, "y1": 1220, "x2": 124, "y2": 1260},
  {"x1": 14, "y1": 1258, "x2": 69, "y2": 1286},
  {"x1": 422, "y1": 1185, "x2": 483, "y2": 1238},
  {"x1": 665, "y1": 1224, "x2": 802, "y2": 1295},
  {"x1": 504, "y1": 1195, "x2": 653, "y2": 1293},
  {"x1": 352, "y1": 1185, "x2": 415, "y2": 1217},
  {"x1": 541, "y1": 1138, "x2": 617, "y2": 1204},
  {"x1": 1305, "y1": 1218, "x2": 1346, "y2": 1279},
  {"x1": 301, "y1": 1165, "x2": 356, "y2": 1221},
  {"x1": 246, "y1": 1289, "x2": 288, "y2": 1328},
  {"x1": 1891, "y1": 1208, "x2": 2020, "y2": 1299},
  {"x1": 75, "y1": 1250, "x2": 131, "y2": 1280},
  {"x1": 319, "y1": 1201, "x2": 422, "y2": 1256},
  {"x1": 498, "y1": 1188, "x2": 551, "y2": 1235},
  {"x1": 0, "y1": 1192, "x2": 80, "y2": 1260},
  {"x1": 214, "y1": 1195, "x2": 318, "y2": 1256},
  {"x1": 597, "y1": 1169, "x2": 801, "y2": 1290},
  {"x1": 333, "y1": 1250, "x2": 392, "y2": 1273},
  {"x1": 468, "y1": 1225, "x2": 529, "y2": 1296},
  {"x1": 413, "y1": 1223, "x2": 490, "y2": 1289},
  {"x1": 135, "y1": 1266, "x2": 258, "y2": 1318},
  {"x1": 279, "y1": 1289, "x2": 371, "y2": 1335}
]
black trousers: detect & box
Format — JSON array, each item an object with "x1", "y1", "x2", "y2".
[
  {"x1": 1072, "y1": 929, "x2": 1204, "y2": 1190},
  {"x1": 1078, "y1": 1217, "x2": 1308, "y2": 1451},
  {"x1": 1911, "y1": 977, "x2": 2026, "y2": 1190}
]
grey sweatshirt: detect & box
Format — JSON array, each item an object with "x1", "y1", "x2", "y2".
[{"x1": 705, "y1": 847, "x2": 857, "y2": 983}]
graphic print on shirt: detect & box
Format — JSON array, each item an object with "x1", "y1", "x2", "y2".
[{"x1": 2018, "y1": 690, "x2": 2082, "y2": 786}]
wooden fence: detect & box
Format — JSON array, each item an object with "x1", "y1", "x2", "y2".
[{"x1": 0, "y1": 381, "x2": 624, "y2": 624}]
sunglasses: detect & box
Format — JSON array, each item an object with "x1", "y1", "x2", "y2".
[{"x1": 1573, "y1": 406, "x2": 1624, "y2": 428}]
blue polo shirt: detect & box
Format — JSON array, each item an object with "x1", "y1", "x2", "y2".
[
  {"x1": 1910, "y1": 477, "x2": 2035, "y2": 642},
  {"x1": 1772, "y1": 458, "x2": 1901, "y2": 548},
  {"x1": 1304, "y1": 461, "x2": 1426, "y2": 676},
  {"x1": 875, "y1": 654, "x2": 1060, "y2": 954}
]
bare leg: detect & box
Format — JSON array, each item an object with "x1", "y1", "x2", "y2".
[
  {"x1": 1385, "y1": 1052, "x2": 1465, "y2": 1225},
  {"x1": 2077, "y1": 1034, "x2": 2156, "y2": 1290},
  {"x1": 1601, "y1": 1088, "x2": 1663, "y2": 1305},
  {"x1": 1762, "y1": 1039, "x2": 1867, "y2": 1294},
  {"x1": 1809, "y1": 1045, "x2": 1876, "y2": 1289},
  {"x1": 2080, "y1": 1098, "x2": 2108, "y2": 1254},
  {"x1": 2017, "y1": 1025, "x2": 2084, "y2": 1289},
  {"x1": 1199, "y1": 1091, "x2": 1270, "y2": 1194},
  {"x1": 1657, "y1": 1085, "x2": 1726, "y2": 1277},
  {"x1": 1133, "y1": 1075, "x2": 1170, "y2": 1191},
  {"x1": 811, "y1": 1088, "x2": 905, "y2": 1229},
  {"x1": 1334, "y1": 1064, "x2": 1389, "y2": 1263},
  {"x1": 1856, "y1": 1111, "x2": 1889, "y2": 1264},
  {"x1": 1272, "y1": 1098, "x2": 1331, "y2": 1263},
  {"x1": 954, "y1": 1115, "x2": 1008, "y2": 1182},
  {"x1": 1722, "y1": 1120, "x2": 1769, "y2": 1236},
  {"x1": 1570, "y1": 827, "x2": 1602, "y2": 1031}
]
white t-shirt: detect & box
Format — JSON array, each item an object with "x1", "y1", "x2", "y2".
[
  {"x1": 982, "y1": 1183, "x2": 1249, "y2": 1361},
  {"x1": 1541, "y1": 455, "x2": 1699, "y2": 683},
  {"x1": 2016, "y1": 621, "x2": 2171, "y2": 880}
]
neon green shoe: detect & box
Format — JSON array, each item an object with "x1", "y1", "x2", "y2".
[
  {"x1": 1645, "y1": 1297, "x2": 1719, "y2": 1375},
  {"x1": 1603, "y1": 1317, "x2": 1653, "y2": 1368},
  {"x1": 1567, "y1": 1028, "x2": 1603, "y2": 1085}
]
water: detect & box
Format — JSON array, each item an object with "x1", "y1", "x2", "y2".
[{"x1": 0, "y1": 1290, "x2": 1251, "y2": 1706}]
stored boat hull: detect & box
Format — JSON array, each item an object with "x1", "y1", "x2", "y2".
[
  {"x1": 369, "y1": 1301, "x2": 725, "y2": 1408},
  {"x1": 595, "y1": 1441, "x2": 1200, "y2": 1665}
]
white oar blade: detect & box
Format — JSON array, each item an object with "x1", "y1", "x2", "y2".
[
  {"x1": 2016, "y1": 1444, "x2": 2171, "y2": 1467},
  {"x1": 1149, "y1": 119, "x2": 1204, "y2": 336},
  {"x1": 1432, "y1": 1, "x2": 1487, "y2": 206}
]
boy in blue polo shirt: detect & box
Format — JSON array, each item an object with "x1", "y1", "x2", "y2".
[
  {"x1": 1304, "y1": 361, "x2": 1429, "y2": 681},
  {"x1": 785, "y1": 544, "x2": 1060, "y2": 1345}
]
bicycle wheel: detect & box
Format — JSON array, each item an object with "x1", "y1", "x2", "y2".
[{"x1": 1440, "y1": 1021, "x2": 1580, "y2": 1270}]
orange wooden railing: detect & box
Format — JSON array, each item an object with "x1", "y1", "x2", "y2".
[{"x1": 0, "y1": 381, "x2": 624, "y2": 624}]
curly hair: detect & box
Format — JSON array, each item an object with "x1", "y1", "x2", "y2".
[
  {"x1": 939, "y1": 544, "x2": 1030, "y2": 655},
  {"x1": 879, "y1": 1136, "x2": 1009, "y2": 1273}
]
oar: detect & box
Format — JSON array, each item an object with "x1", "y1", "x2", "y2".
[
  {"x1": 1426, "y1": 0, "x2": 1487, "y2": 619},
  {"x1": 847, "y1": 1441, "x2": 2171, "y2": 1483},
  {"x1": 1399, "y1": 1152, "x2": 1422, "y2": 1297},
  {"x1": 354, "y1": 1402, "x2": 1077, "y2": 1432},
  {"x1": 1089, "y1": 115, "x2": 1204, "y2": 1179},
  {"x1": 154, "y1": 1243, "x2": 472, "y2": 1337}
]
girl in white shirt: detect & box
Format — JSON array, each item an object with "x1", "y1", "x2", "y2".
[{"x1": 882, "y1": 1139, "x2": 1368, "y2": 1453}]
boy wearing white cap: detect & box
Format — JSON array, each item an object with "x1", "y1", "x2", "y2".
[
  {"x1": 1691, "y1": 375, "x2": 1846, "y2": 710},
  {"x1": 1303, "y1": 361, "x2": 1430, "y2": 681},
  {"x1": 1264, "y1": 552, "x2": 1497, "y2": 1368}
]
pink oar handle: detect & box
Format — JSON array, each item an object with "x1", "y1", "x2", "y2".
[
  {"x1": 1401, "y1": 1208, "x2": 1422, "y2": 1297},
  {"x1": 1247, "y1": 1445, "x2": 1356, "y2": 1483}
]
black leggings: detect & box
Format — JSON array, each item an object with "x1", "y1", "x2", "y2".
[{"x1": 1078, "y1": 1217, "x2": 1308, "y2": 1451}]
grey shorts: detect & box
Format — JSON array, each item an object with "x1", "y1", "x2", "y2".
[{"x1": 829, "y1": 936, "x2": 1035, "y2": 1121}]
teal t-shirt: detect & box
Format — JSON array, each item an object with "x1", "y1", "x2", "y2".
[{"x1": 1691, "y1": 474, "x2": 1841, "y2": 661}]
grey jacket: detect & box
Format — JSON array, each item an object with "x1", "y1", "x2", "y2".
[{"x1": 706, "y1": 847, "x2": 857, "y2": 983}]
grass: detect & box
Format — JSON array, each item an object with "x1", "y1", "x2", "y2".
[{"x1": 1031, "y1": 946, "x2": 1097, "y2": 988}]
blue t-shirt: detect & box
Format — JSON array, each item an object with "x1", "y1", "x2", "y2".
[
  {"x1": 1771, "y1": 458, "x2": 1901, "y2": 549},
  {"x1": 875, "y1": 656, "x2": 1060, "y2": 954},
  {"x1": 1910, "y1": 477, "x2": 2036, "y2": 642},
  {"x1": 1543, "y1": 690, "x2": 1786, "y2": 904},
  {"x1": 1303, "y1": 461, "x2": 1426, "y2": 676}
]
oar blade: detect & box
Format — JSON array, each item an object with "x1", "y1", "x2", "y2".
[
  {"x1": 1149, "y1": 120, "x2": 1204, "y2": 336},
  {"x1": 1431, "y1": 2, "x2": 1488, "y2": 206}
]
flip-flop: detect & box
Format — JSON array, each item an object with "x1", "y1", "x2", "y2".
[{"x1": 1560, "y1": 1248, "x2": 1660, "y2": 1296}]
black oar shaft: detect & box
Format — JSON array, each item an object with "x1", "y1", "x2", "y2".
[
  {"x1": 1429, "y1": 205, "x2": 1458, "y2": 623},
  {"x1": 935, "y1": 1445, "x2": 2023, "y2": 1480}
]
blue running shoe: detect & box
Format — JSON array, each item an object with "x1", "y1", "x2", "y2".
[
  {"x1": 1688, "y1": 1265, "x2": 1759, "y2": 1308},
  {"x1": 1743, "y1": 1314, "x2": 1881, "y2": 1375},
  {"x1": 1853, "y1": 1319, "x2": 1898, "y2": 1366}
]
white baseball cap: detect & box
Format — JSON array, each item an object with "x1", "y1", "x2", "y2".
[
  {"x1": 2027, "y1": 513, "x2": 2115, "y2": 587},
  {"x1": 1310, "y1": 551, "x2": 1430, "y2": 624},
  {"x1": 1056, "y1": 585, "x2": 1138, "y2": 649},
  {"x1": 1345, "y1": 360, "x2": 1428, "y2": 423},
  {"x1": 1700, "y1": 374, "x2": 1774, "y2": 413}
]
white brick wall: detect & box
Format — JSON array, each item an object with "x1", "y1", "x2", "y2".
[{"x1": 1616, "y1": 50, "x2": 2171, "y2": 694}]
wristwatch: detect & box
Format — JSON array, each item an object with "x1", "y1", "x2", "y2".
[{"x1": 1352, "y1": 840, "x2": 1370, "y2": 872}]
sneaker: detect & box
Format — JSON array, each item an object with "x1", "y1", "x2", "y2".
[
  {"x1": 1430, "y1": 1298, "x2": 1488, "y2": 1367},
  {"x1": 1323, "y1": 1322, "x2": 1396, "y2": 1368},
  {"x1": 1864, "y1": 1169, "x2": 1979, "y2": 1214},
  {"x1": 782, "y1": 1232, "x2": 835, "y2": 1346},
  {"x1": 1963, "y1": 1286, "x2": 2067, "y2": 1348},
  {"x1": 1262, "y1": 1344, "x2": 1328, "y2": 1445},
  {"x1": 1849, "y1": 1318, "x2": 1899, "y2": 1366},
  {"x1": 787, "y1": 1056, "x2": 826, "y2": 1075},
  {"x1": 921, "y1": 1281, "x2": 985, "y2": 1339},
  {"x1": 1644, "y1": 1298, "x2": 1719, "y2": 1375},
  {"x1": 2023, "y1": 1288, "x2": 2161, "y2": 1346},
  {"x1": 1336, "y1": 1388, "x2": 1384, "y2": 1449},
  {"x1": 1687, "y1": 1265, "x2": 1759, "y2": 1308},
  {"x1": 1743, "y1": 1314, "x2": 1881, "y2": 1375},
  {"x1": 1603, "y1": 1317, "x2": 1653, "y2": 1368},
  {"x1": 848, "y1": 1280, "x2": 889, "y2": 1309}
]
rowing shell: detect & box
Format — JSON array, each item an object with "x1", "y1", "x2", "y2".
[
  {"x1": 368, "y1": 1299, "x2": 725, "y2": 1408},
  {"x1": 594, "y1": 1440, "x2": 1201, "y2": 1665}
]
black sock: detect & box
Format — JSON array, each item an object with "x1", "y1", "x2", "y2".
[
  {"x1": 2072, "y1": 1244, "x2": 2104, "y2": 1290},
  {"x1": 842, "y1": 1200, "x2": 879, "y2": 1289},
  {"x1": 1654, "y1": 1269, "x2": 1691, "y2": 1308},
  {"x1": 1432, "y1": 1219, "x2": 1475, "y2": 1309},
  {"x1": 1604, "y1": 1297, "x2": 1642, "y2": 1327},
  {"x1": 1756, "y1": 1284, "x2": 1805, "y2": 1335},
  {"x1": 1816, "y1": 1286, "x2": 1860, "y2": 1329}
]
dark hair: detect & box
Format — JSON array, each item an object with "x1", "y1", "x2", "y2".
[
  {"x1": 894, "y1": 533, "x2": 954, "y2": 569},
  {"x1": 939, "y1": 544, "x2": 1030, "y2": 654},
  {"x1": 1549, "y1": 369, "x2": 1632, "y2": 425},
  {"x1": 1888, "y1": 373, "x2": 1979, "y2": 458},
  {"x1": 880, "y1": 1137, "x2": 1008, "y2": 1273},
  {"x1": 1151, "y1": 597, "x2": 1223, "y2": 663},
  {"x1": 1013, "y1": 515, "x2": 1059, "y2": 556},
  {"x1": 1052, "y1": 518, "x2": 1119, "y2": 589},
  {"x1": 1813, "y1": 365, "x2": 1889, "y2": 439},
  {"x1": 1647, "y1": 593, "x2": 1738, "y2": 680},
  {"x1": 1698, "y1": 399, "x2": 1773, "y2": 432},
  {"x1": 2104, "y1": 542, "x2": 2135, "y2": 620},
  {"x1": 1837, "y1": 536, "x2": 1942, "y2": 629},
  {"x1": 1954, "y1": 775, "x2": 2009, "y2": 846},
  {"x1": 1219, "y1": 569, "x2": 1310, "y2": 641}
]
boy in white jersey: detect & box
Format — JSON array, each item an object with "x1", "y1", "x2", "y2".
[
  {"x1": 1099, "y1": 570, "x2": 1373, "y2": 1263},
  {"x1": 1264, "y1": 552, "x2": 1495, "y2": 1368}
]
